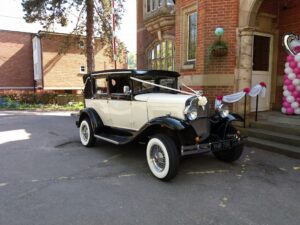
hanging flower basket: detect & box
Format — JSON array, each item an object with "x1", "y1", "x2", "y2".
[{"x1": 211, "y1": 45, "x2": 228, "y2": 57}]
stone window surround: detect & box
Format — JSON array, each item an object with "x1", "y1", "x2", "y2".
[{"x1": 180, "y1": 3, "x2": 198, "y2": 70}]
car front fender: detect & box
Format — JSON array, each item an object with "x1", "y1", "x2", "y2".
[{"x1": 210, "y1": 113, "x2": 244, "y2": 139}]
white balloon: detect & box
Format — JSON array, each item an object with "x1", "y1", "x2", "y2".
[
  {"x1": 298, "y1": 63, "x2": 300, "y2": 68},
  {"x1": 288, "y1": 73, "x2": 296, "y2": 80},
  {"x1": 295, "y1": 108, "x2": 300, "y2": 114},
  {"x1": 297, "y1": 86, "x2": 300, "y2": 91},
  {"x1": 285, "y1": 68, "x2": 293, "y2": 74},
  {"x1": 283, "y1": 90, "x2": 291, "y2": 97},
  {"x1": 291, "y1": 102, "x2": 299, "y2": 109},
  {"x1": 287, "y1": 96, "x2": 295, "y2": 103},
  {"x1": 292, "y1": 79, "x2": 300, "y2": 86},
  {"x1": 283, "y1": 85, "x2": 288, "y2": 91},
  {"x1": 295, "y1": 55, "x2": 300, "y2": 62},
  {"x1": 281, "y1": 107, "x2": 287, "y2": 114},
  {"x1": 285, "y1": 62, "x2": 290, "y2": 68}
]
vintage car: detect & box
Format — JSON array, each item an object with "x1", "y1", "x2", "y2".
[{"x1": 76, "y1": 69, "x2": 245, "y2": 181}]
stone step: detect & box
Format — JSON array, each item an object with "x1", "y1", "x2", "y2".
[
  {"x1": 246, "y1": 137, "x2": 300, "y2": 159},
  {"x1": 257, "y1": 112, "x2": 300, "y2": 126},
  {"x1": 250, "y1": 121, "x2": 300, "y2": 136},
  {"x1": 240, "y1": 128, "x2": 300, "y2": 147}
]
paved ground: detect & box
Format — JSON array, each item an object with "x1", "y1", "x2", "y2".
[{"x1": 0, "y1": 111, "x2": 300, "y2": 225}]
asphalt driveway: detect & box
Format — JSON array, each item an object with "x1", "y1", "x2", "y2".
[{"x1": 0, "y1": 111, "x2": 300, "y2": 225}]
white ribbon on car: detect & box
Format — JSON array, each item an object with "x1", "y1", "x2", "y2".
[
  {"x1": 130, "y1": 77, "x2": 197, "y2": 96},
  {"x1": 130, "y1": 77, "x2": 208, "y2": 109}
]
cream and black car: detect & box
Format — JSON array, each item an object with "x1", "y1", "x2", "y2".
[{"x1": 76, "y1": 70, "x2": 245, "y2": 181}]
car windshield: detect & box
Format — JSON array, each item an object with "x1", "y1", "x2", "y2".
[{"x1": 133, "y1": 77, "x2": 177, "y2": 94}]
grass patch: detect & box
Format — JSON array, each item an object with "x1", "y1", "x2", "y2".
[{"x1": 0, "y1": 101, "x2": 84, "y2": 111}]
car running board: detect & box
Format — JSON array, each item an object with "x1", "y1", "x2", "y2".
[{"x1": 94, "y1": 133, "x2": 132, "y2": 145}]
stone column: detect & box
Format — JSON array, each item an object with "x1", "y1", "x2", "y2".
[{"x1": 235, "y1": 27, "x2": 255, "y2": 117}]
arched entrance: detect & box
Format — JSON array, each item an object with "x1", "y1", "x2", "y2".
[{"x1": 237, "y1": 0, "x2": 276, "y2": 113}]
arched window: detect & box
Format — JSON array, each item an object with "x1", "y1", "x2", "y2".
[{"x1": 148, "y1": 40, "x2": 175, "y2": 71}]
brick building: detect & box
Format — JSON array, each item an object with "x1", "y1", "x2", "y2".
[
  {"x1": 137, "y1": 0, "x2": 300, "y2": 114},
  {"x1": 0, "y1": 30, "x2": 127, "y2": 93}
]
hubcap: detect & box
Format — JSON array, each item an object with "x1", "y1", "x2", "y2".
[
  {"x1": 150, "y1": 145, "x2": 166, "y2": 172},
  {"x1": 80, "y1": 123, "x2": 89, "y2": 142}
]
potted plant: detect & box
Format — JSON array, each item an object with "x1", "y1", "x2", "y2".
[{"x1": 208, "y1": 27, "x2": 228, "y2": 58}]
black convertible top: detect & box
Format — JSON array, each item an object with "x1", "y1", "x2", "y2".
[{"x1": 89, "y1": 69, "x2": 180, "y2": 78}]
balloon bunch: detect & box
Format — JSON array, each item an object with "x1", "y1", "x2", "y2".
[{"x1": 282, "y1": 54, "x2": 300, "y2": 115}]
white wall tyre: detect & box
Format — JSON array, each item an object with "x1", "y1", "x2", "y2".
[
  {"x1": 146, "y1": 134, "x2": 179, "y2": 181},
  {"x1": 79, "y1": 118, "x2": 96, "y2": 147}
]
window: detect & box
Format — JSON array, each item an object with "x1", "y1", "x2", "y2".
[
  {"x1": 253, "y1": 35, "x2": 270, "y2": 71},
  {"x1": 133, "y1": 77, "x2": 177, "y2": 94},
  {"x1": 146, "y1": 0, "x2": 173, "y2": 12},
  {"x1": 95, "y1": 78, "x2": 108, "y2": 95},
  {"x1": 187, "y1": 12, "x2": 197, "y2": 61},
  {"x1": 158, "y1": 0, "x2": 163, "y2": 7},
  {"x1": 148, "y1": 40, "x2": 175, "y2": 71},
  {"x1": 147, "y1": 0, "x2": 151, "y2": 12},
  {"x1": 167, "y1": 0, "x2": 174, "y2": 6},
  {"x1": 181, "y1": 4, "x2": 198, "y2": 68},
  {"x1": 80, "y1": 65, "x2": 85, "y2": 74},
  {"x1": 108, "y1": 76, "x2": 131, "y2": 100}
]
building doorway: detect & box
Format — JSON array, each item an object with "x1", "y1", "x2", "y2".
[{"x1": 251, "y1": 32, "x2": 273, "y2": 112}]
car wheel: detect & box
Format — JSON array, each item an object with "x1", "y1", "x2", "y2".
[
  {"x1": 213, "y1": 143, "x2": 244, "y2": 162},
  {"x1": 79, "y1": 118, "x2": 96, "y2": 147},
  {"x1": 213, "y1": 126, "x2": 243, "y2": 162},
  {"x1": 146, "y1": 134, "x2": 179, "y2": 181}
]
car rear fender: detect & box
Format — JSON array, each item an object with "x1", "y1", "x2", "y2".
[{"x1": 77, "y1": 108, "x2": 103, "y2": 133}]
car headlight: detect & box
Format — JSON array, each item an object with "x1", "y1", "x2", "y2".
[
  {"x1": 217, "y1": 104, "x2": 229, "y2": 118},
  {"x1": 184, "y1": 106, "x2": 198, "y2": 120}
]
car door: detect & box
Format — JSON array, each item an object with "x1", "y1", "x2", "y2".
[
  {"x1": 107, "y1": 76, "x2": 133, "y2": 130},
  {"x1": 87, "y1": 77, "x2": 112, "y2": 126}
]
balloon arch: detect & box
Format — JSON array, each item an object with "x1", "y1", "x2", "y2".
[{"x1": 282, "y1": 34, "x2": 300, "y2": 115}]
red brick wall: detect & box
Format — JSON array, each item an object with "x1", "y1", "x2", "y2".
[
  {"x1": 175, "y1": 0, "x2": 238, "y2": 76},
  {"x1": 136, "y1": 0, "x2": 156, "y2": 69},
  {"x1": 0, "y1": 30, "x2": 34, "y2": 89}
]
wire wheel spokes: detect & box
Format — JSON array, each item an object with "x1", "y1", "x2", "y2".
[{"x1": 150, "y1": 145, "x2": 166, "y2": 172}]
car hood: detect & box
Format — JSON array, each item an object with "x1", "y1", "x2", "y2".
[{"x1": 134, "y1": 93, "x2": 194, "y2": 104}]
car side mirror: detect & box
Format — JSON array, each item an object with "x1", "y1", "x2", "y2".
[{"x1": 123, "y1": 86, "x2": 131, "y2": 95}]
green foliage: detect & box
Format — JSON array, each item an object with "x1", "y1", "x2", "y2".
[
  {"x1": 127, "y1": 52, "x2": 136, "y2": 69},
  {"x1": 207, "y1": 37, "x2": 228, "y2": 62},
  {"x1": 0, "y1": 94, "x2": 84, "y2": 111},
  {"x1": 21, "y1": 0, "x2": 127, "y2": 61}
]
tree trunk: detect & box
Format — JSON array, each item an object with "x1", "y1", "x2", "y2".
[{"x1": 86, "y1": 0, "x2": 95, "y2": 73}]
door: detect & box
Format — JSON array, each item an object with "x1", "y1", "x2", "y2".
[
  {"x1": 251, "y1": 33, "x2": 273, "y2": 112},
  {"x1": 107, "y1": 76, "x2": 133, "y2": 130}
]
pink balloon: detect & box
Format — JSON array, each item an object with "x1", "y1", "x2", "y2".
[
  {"x1": 294, "y1": 68, "x2": 300, "y2": 74},
  {"x1": 292, "y1": 90, "x2": 300, "y2": 98},
  {"x1": 284, "y1": 74, "x2": 288, "y2": 79},
  {"x1": 290, "y1": 61, "x2": 298, "y2": 69},
  {"x1": 287, "y1": 55, "x2": 294, "y2": 62},
  {"x1": 296, "y1": 97, "x2": 300, "y2": 103},
  {"x1": 284, "y1": 79, "x2": 292, "y2": 85},
  {"x1": 286, "y1": 107, "x2": 294, "y2": 115},
  {"x1": 283, "y1": 101, "x2": 291, "y2": 108},
  {"x1": 297, "y1": 74, "x2": 300, "y2": 79},
  {"x1": 288, "y1": 85, "x2": 296, "y2": 92},
  {"x1": 283, "y1": 96, "x2": 287, "y2": 102}
]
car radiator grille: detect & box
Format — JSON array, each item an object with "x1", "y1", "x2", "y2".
[{"x1": 190, "y1": 98, "x2": 210, "y2": 140}]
